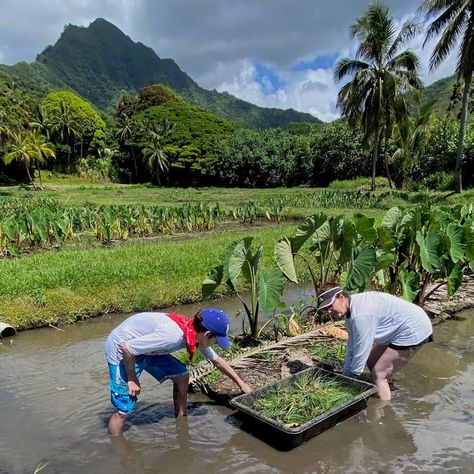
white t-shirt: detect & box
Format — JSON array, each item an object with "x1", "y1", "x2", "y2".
[
  {"x1": 105, "y1": 312, "x2": 218, "y2": 365},
  {"x1": 342, "y1": 292, "x2": 433, "y2": 376}
]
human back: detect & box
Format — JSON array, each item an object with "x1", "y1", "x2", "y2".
[{"x1": 350, "y1": 291, "x2": 432, "y2": 346}]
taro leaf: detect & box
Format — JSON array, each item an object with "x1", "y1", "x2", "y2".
[
  {"x1": 343, "y1": 246, "x2": 376, "y2": 292},
  {"x1": 311, "y1": 220, "x2": 331, "y2": 245},
  {"x1": 244, "y1": 244, "x2": 263, "y2": 283},
  {"x1": 433, "y1": 209, "x2": 451, "y2": 227},
  {"x1": 397, "y1": 268, "x2": 419, "y2": 302},
  {"x1": 377, "y1": 226, "x2": 395, "y2": 253},
  {"x1": 463, "y1": 218, "x2": 474, "y2": 270},
  {"x1": 400, "y1": 208, "x2": 415, "y2": 227},
  {"x1": 381, "y1": 207, "x2": 402, "y2": 230},
  {"x1": 375, "y1": 251, "x2": 396, "y2": 272},
  {"x1": 446, "y1": 261, "x2": 463, "y2": 296},
  {"x1": 258, "y1": 267, "x2": 284, "y2": 313},
  {"x1": 275, "y1": 237, "x2": 298, "y2": 283},
  {"x1": 202, "y1": 264, "x2": 224, "y2": 298},
  {"x1": 1, "y1": 218, "x2": 18, "y2": 241},
  {"x1": 446, "y1": 223, "x2": 465, "y2": 263},
  {"x1": 335, "y1": 218, "x2": 357, "y2": 265},
  {"x1": 416, "y1": 230, "x2": 442, "y2": 273},
  {"x1": 292, "y1": 213, "x2": 327, "y2": 252},
  {"x1": 223, "y1": 237, "x2": 252, "y2": 285},
  {"x1": 354, "y1": 214, "x2": 377, "y2": 244},
  {"x1": 460, "y1": 204, "x2": 473, "y2": 222}
]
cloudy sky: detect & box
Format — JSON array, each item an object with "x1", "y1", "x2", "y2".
[{"x1": 0, "y1": 0, "x2": 458, "y2": 121}]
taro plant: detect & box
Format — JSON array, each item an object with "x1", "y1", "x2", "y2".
[
  {"x1": 371, "y1": 204, "x2": 472, "y2": 304},
  {"x1": 275, "y1": 212, "x2": 376, "y2": 295},
  {"x1": 202, "y1": 237, "x2": 284, "y2": 338}
]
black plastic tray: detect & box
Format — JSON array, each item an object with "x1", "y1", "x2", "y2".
[{"x1": 230, "y1": 367, "x2": 377, "y2": 450}]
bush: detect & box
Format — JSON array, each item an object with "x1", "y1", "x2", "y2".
[{"x1": 417, "y1": 171, "x2": 456, "y2": 191}]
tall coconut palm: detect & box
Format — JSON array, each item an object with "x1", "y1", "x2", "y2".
[
  {"x1": 419, "y1": 0, "x2": 474, "y2": 193},
  {"x1": 334, "y1": 2, "x2": 423, "y2": 190},
  {"x1": 116, "y1": 112, "x2": 138, "y2": 179},
  {"x1": 142, "y1": 133, "x2": 169, "y2": 186},
  {"x1": 30, "y1": 131, "x2": 56, "y2": 189},
  {"x1": 48, "y1": 100, "x2": 80, "y2": 164}
]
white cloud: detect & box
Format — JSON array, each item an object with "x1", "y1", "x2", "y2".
[
  {"x1": 0, "y1": 0, "x2": 462, "y2": 121},
  {"x1": 215, "y1": 60, "x2": 341, "y2": 122}
]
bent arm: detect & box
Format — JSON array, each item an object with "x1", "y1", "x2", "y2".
[
  {"x1": 120, "y1": 342, "x2": 141, "y2": 396},
  {"x1": 342, "y1": 314, "x2": 377, "y2": 376},
  {"x1": 212, "y1": 356, "x2": 251, "y2": 393}
]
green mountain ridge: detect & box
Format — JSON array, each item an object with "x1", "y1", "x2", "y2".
[{"x1": 0, "y1": 18, "x2": 322, "y2": 129}]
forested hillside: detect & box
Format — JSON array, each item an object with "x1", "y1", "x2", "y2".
[{"x1": 0, "y1": 18, "x2": 321, "y2": 129}]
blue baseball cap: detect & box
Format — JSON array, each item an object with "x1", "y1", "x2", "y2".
[{"x1": 201, "y1": 308, "x2": 230, "y2": 349}]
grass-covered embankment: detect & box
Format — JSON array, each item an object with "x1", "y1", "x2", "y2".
[{"x1": 0, "y1": 224, "x2": 304, "y2": 329}]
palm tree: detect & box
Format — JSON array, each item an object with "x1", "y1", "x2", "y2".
[
  {"x1": 334, "y1": 2, "x2": 423, "y2": 190},
  {"x1": 391, "y1": 101, "x2": 434, "y2": 188},
  {"x1": 142, "y1": 133, "x2": 169, "y2": 185},
  {"x1": 3, "y1": 131, "x2": 53, "y2": 189},
  {"x1": 30, "y1": 104, "x2": 51, "y2": 140},
  {"x1": 30, "y1": 131, "x2": 56, "y2": 189},
  {"x1": 48, "y1": 100, "x2": 80, "y2": 165},
  {"x1": 116, "y1": 112, "x2": 138, "y2": 179},
  {"x1": 419, "y1": 0, "x2": 474, "y2": 193}
]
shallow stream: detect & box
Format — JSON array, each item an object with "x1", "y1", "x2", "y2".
[{"x1": 0, "y1": 296, "x2": 473, "y2": 473}]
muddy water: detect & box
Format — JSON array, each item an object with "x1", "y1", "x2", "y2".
[{"x1": 0, "y1": 299, "x2": 473, "y2": 474}]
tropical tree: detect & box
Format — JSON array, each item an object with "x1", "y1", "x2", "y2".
[
  {"x1": 30, "y1": 131, "x2": 56, "y2": 188},
  {"x1": 142, "y1": 132, "x2": 169, "y2": 185},
  {"x1": 334, "y1": 2, "x2": 423, "y2": 190},
  {"x1": 48, "y1": 99, "x2": 80, "y2": 163},
  {"x1": 419, "y1": 0, "x2": 474, "y2": 193},
  {"x1": 116, "y1": 112, "x2": 138, "y2": 179},
  {"x1": 391, "y1": 101, "x2": 434, "y2": 188},
  {"x1": 3, "y1": 131, "x2": 54, "y2": 189}
]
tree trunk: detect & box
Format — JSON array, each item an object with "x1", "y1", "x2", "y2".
[
  {"x1": 371, "y1": 129, "x2": 381, "y2": 191},
  {"x1": 25, "y1": 164, "x2": 36, "y2": 190},
  {"x1": 455, "y1": 73, "x2": 472, "y2": 193},
  {"x1": 383, "y1": 133, "x2": 394, "y2": 189},
  {"x1": 38, "y1": 166, "x2": 43, "y2": 190},
  {"x1": 131, "y1": 147, "x2": 138, "y2": 181}
]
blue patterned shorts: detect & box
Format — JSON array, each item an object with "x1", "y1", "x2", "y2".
[{"x1": 108, "y1": 354, "x2": 188, "y2": 414}]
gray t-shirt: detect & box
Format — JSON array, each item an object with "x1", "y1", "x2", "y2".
[
  {"x1": 342, "y1": 292, "x2": 433, "y2": 376},
  {"x1": 105, "y1": 312, "x2": 218, "y2": 365}
]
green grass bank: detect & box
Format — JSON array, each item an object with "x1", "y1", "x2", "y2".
[{"x1": 0, "y1": 224, "x2": 305, "y2": 329}]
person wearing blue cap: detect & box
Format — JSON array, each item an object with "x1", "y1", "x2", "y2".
[{"x1": 105, "y1": 308, "x2": 251, "y2": 435}]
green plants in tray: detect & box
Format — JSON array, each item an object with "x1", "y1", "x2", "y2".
[{"x1": 252, "y1": 373, "x2": 362, "y2": 427}]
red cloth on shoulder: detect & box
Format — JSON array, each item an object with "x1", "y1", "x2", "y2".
[{"x1": 166, "y1": 313, "x2": 197, "y2": 360}]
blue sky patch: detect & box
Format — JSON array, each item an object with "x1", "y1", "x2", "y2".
[
  {"x1": 291, "y1": 53, "x2": 338, "y2": 72},
  {"x1": 254, "y1": 62, "x2": 286, "y2": 94}
]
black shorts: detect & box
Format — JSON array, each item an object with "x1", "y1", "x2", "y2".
[{"x1": 389, "y1": 334, "x2": 433, "y2": 350}]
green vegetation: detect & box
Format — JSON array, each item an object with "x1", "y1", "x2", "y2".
[
  {"x1": 15, "y1": 18, "x2": 319, "y2": 129},
  {"x1": 335, "y1": 3, "x2": 423, "y2": 191},
  {"x1": 420, "y1": 0, "x2": 474, "y2": 193},
  {"x1": 0, "y1": 224, "x2": 299, "y2": 328},
  {"x1": 252, "y1": 372, "x2": 362, "y2": 426},
  {"x1": 202, "y1": 237, "x2": 284, "y2": 338},
  {"x1": 276, "y1": 204, "x2": 474, "y2": 304}
]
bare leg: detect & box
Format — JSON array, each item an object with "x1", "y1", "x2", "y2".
[
  {"x1": 366, "y1": 343, "x2": 388, "y2": 371},
  {"x1": 371, "y1": 346, "x2": 419, "y2": 400},
  {"x1": 108, "y1": 412, "x2": 129, "y2": 436},
  {"x1": 172, "y1": 373, "x2": 189, "y2": 417}
]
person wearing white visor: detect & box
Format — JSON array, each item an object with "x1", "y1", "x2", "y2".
[{"x1": 317, "y1": 283, "x2": 433, "y2": 400}]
